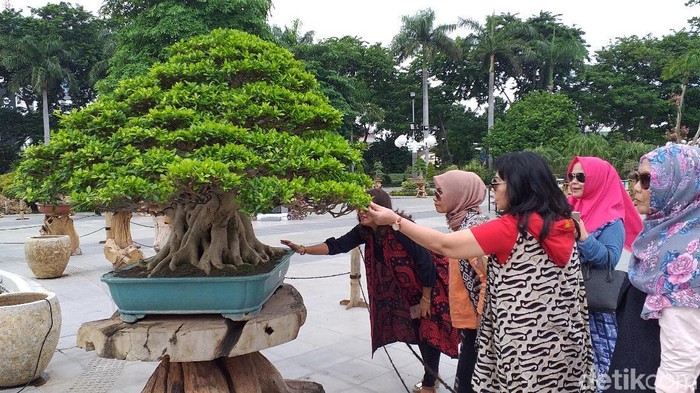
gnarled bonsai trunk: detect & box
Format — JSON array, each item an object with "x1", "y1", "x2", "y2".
[
  {"x1": 152, "y1": 214, "x2": 171, "y2": 252},
  {"x1": 146, "y1": 191, "x2": 277, "y2": 276}
]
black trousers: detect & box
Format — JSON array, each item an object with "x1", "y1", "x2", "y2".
[
  {"x1": 418, "y1": 341, "x2": 441, "y2": 388},
  {"x1": 413, "y1": 319, "x2": 441, "y2": 388},
  {"x1": 455, "y1": 328, "x2": 478, "y2": 393}
]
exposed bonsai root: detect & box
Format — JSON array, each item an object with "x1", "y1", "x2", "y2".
[{"x1": 145, "y1": 191, "x2": 280, "y2": 277}]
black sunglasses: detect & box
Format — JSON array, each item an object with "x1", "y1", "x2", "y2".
[
  {"x1": 567, "y1": 172, "x2": 586, "y2": 183},
  {"x1": 491, "y1": 177, "x2": 505, "y2": 189},
  {"x1": 634, "y1": 172, "x2": 651, "y2": 190}
]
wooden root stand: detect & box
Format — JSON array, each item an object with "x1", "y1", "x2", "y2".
[
  {"x1": 142, "y1": 353, "x2": 320, "y2": 393},
  {"x1": 36, "y1": 203, "x2": 81, "y2": 255},
  {"x1": 77, "y1": 285, "x2": 323, "y2": 393}
]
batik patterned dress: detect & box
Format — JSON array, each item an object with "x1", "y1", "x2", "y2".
[{"x1": 473, "y1": 232, "x2": 595, "y2": 392}]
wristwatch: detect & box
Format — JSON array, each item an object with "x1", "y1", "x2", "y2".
[{"x1": 391, "y1": 217, "x2": 402, "y2": 231}]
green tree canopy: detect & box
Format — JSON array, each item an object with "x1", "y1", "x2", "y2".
[
  {"x1": 519, "y1": 12, "x2": 587, "y2": 93},
  {"x1": 570, "y1": 35, "x2": 674, "y2": 142},
  {"x1": 13, "y1": 29, "x2": 371, "y2": 274},
  {"x1": 485, "y1": 91, "x2": 578, "y2": 157},
  {"x1": 1, "y1": 33, "x2": 74, "y2": 145},
  {"x1": 98, "y1": 0, "x2": 273, "y2": 93},
  {"x1": 0, "y1": 108, "x2": 42, "y2": 173}
]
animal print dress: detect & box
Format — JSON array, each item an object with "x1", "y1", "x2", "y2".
[{"x1": 472, "y1": 232, "x2": 595, "y2": 393}]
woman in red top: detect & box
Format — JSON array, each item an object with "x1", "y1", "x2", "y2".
[{"x1": 368, "y1": 152, "x2": 594, "y2": 393}]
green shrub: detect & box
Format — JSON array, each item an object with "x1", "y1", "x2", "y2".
[
  {"x1": 387, "y1": 173, "x2": 406, "y2": 185},
  {"x1": 462, "y1": 159, "x2": 495, "y2": 185},
  {"x1": 0, "y1": 172, "x2": 13, "y2": 195}
]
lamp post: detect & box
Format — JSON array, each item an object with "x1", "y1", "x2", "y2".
[
  {"x1": 395, "y1": 92, "x2": 437, "y2": 173},
  {"x1": 410, "y1": 91, "x2": 415, "y2": 125}
]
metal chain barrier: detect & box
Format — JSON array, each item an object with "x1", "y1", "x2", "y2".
[
  {"x1": 130, "y1": 221, "x2": 155, "y2": 228},
  {"x1": 0, "y1": 214, "x2": 100, "y2": 244},
  {"x1": 286, "y1": 271, "x2": 350, "y2": 280},
  {"x1": 132, "y1": 240, "x2": 155, "y2": 249}
]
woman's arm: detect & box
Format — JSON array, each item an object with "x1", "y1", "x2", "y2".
[
  {"x1": 577, "y1": 219, "x2": 624, "y2": 268},
  {"x1": 280, "y1": 239, "x2": 330, "y2": 255},
  {"x1": 281, "y1": 225, "x2": 365, "y2": 256},
  {"x1": 367, "y1": 202, "x2": 486, "y2": 260}
]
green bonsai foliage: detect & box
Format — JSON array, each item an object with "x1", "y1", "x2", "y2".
[{"x1": 13, "y1": 29, "x2": 371, "y2": 275}]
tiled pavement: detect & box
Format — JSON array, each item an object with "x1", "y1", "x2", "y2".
[
  {"x1": 0, "y1": 195, "x2": 632, "y2": 393},
  {"x1": 0, "y1": 196, "x2": 477, "y2": 393}
]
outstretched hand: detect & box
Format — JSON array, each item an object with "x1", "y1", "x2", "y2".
[
  {"x1": 366, "y1": 202, "x2": 399, "y2": 225},
  {"x1": 280, "y1": 239, "x2": 303, "y2": 254}
]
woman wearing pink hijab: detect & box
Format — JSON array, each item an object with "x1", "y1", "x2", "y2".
[{"x1": 567, "y1": 156, "x2": 643, "y2": 391}]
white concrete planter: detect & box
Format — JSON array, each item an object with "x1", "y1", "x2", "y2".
[
  {"x1": 24, "y1": 235, "x2": 71, "y2": 279},
  {"x1": 0, "y1": 291, "x2": 62, "y2": 387}
]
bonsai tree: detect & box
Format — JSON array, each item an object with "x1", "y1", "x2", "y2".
[{"x1": 13, "y1": 29, "x2": 371, "y2": 276}]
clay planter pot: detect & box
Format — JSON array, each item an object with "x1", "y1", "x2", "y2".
[
  {"x1": 24, "y1": 235, "x2": 71, "y2": 279},
  {"x1": 36, "y1": 203, "x2": 72, "y2": 216},
  {"x1": 0, "y1": 291, "x2": 62, "y2": 387}
]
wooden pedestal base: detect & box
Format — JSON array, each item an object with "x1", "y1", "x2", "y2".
[
  {"x1": 142, "y1": 353, "x2": 323, "y2": 393},
  {"x1": 339, "y1": 248, "x2": 368, "y2": 310},
  {"x1": 40, "y1": 214, "x2": 81, "y2": 255},
  {"x1": 78, "y1": 285, "x2": 322, "y2": 392}
]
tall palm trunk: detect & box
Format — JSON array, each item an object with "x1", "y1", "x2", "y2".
[
  {"x1": 488, "y1": 53, "x2": 495, "y2": 130},
  {"x1": 42, "y1": 87, "x2": 50, "y2": 145},
  {"x1": 547, "y1": 62, "x2": 555, "y2": 92}
]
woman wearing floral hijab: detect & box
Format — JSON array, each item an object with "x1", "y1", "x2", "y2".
[
  {"x1": 626, "y1": 144, "x2": 700, "y2": 393},
  {"x1": 566, "y1": 156, "x2": 643, "y2": 391},
  {"x1": 432, "y1": 170, "x2": 489, "y2": 393}
]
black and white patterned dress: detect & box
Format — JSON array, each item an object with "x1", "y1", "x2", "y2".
[{"x1": 473, "y1": 232, "x2": 595, "y2": 392}]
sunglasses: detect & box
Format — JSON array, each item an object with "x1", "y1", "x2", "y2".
[
  {"x1": 435, "y1": 188, "x2": 443, "y2": 199},
  {"x1": 491, "y1": 177, "x2": 505, "y2": 190},
  {"x1": 634, "y1": 172, "x2": 651, "y2": 190},
  {"x1": 567, "y1": 172, "x2": 586, "y2": 183}
]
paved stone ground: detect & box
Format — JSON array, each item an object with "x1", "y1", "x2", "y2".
[
  {"x1": 0, "y1": 196, "x2": 474, "y2": 392},
  {"x1": 0, "y1": 195, "x2": 631, "y2": 393}
]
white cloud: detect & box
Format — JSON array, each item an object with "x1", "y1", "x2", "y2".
[{"x1": 9, "y1": 0, "x2": 694, "y2": 52}]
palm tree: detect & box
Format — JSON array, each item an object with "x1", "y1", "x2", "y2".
[
  {"x1": 662, "y1": 50, "x2": 700, "y2": 140},
  {"x1": 392, "y1": 8, "x2": 459, "y2": 162},
  {"x1": 271, "y1": 19, "x2": 316, "y2": 49},
  {"x1": 2, "y1": 34, "x2": 74, "y2": 145},
  {"x1": 459, "y1": 14, "x2": 530, "y2": 131},
  {"x1": 532, "y1": 25, "x2": 586, "y2": 92}
]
